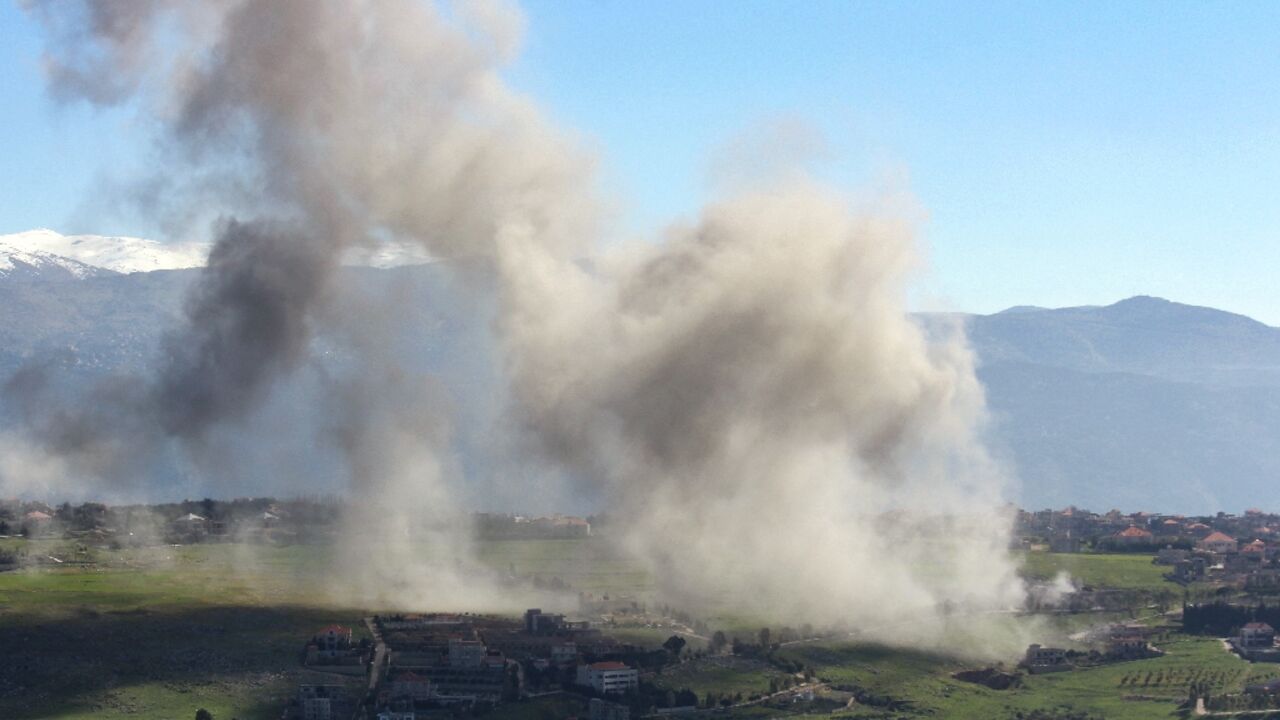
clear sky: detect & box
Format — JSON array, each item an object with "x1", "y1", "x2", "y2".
[{"x1": 3, "y1": 1, "x2": 1279, "y2": 322}]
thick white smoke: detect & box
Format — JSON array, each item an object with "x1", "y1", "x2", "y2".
[
  {"x1": 499, "y1": 180, "x2": 1025, "y2": 640},
  {"x1": 18, "y1": 0, "x2": 1027, "y2": 647}
]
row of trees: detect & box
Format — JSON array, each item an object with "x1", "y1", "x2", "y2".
[{"x1": 1183, "y1": 600, "x2": 1280, "y2": 636}]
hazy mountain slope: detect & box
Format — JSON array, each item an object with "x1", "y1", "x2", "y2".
[
  {"x1": 958, "y1": 297, "x2": 1280, "y2": 511},
  {"x1": 980, "y1": 361, "x2": 1280, "y2": 512},
  {"x1": 0, "y1": 270, "x2": 192, "y2": 377},
  {"x1": 1, "y1": 262, "x2": 1277, "y2": 512}
]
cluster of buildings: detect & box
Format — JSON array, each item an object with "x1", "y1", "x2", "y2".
[
  {"x1": 287, "y1": 609, "x2": 644, "y2": 719},
  {"x1": 1018, "y1": 506, "x2": 1280, "y2": 553},
  {"x1": 4, "y1": 500, "x2": 599, "y2": 547},
  {"x1": 1018, "y1": 506, "x2": 1280, "y2": 589},
  {"x1": 0, "y1": 497, "x2": 304, "y2": 545},
  {"x1": 168, "y1": 508, "x2": 284, "y2": 542},
  {"x1": 473, "y1": 513, "x2": 592, "y2": 539},
  {"x1": 1022, "y1": 623, "x2": 1162, "y2": 675}
]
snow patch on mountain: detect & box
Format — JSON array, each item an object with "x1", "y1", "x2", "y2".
[
  {"x1": 0, "y1": 229, "x2": 209, "y2": 274},
  {"x1": 0, "y1": 242, "x2": 116, "y2": 280},
  {"x1": 0, "y1": 228, "x2": 435, "y2": 275}
]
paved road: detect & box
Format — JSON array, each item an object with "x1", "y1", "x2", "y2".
[{"x1": 364, "y1": 617, "x2": 387, "y2": 695}]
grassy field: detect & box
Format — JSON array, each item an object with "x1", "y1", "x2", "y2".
[
  {"x1": 1020, "y1": 551, "x2": 1174, "y2": 591},
  {"x1": 0, "y1": 541, "x2": 368, "y2": 719},
  {"x1": 474, "y1": 537, "x2": 651, "y2": 596},
  {"x1": 654, "y1": 655, "x2": 791, "y2": 698},
  {"x1": 771, "y1": 633, "x2": 1245, "y2": 719}
]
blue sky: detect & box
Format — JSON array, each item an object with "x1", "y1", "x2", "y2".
[{"x1": 3, "y1": 1, "x2": 1279, "y2": 322}]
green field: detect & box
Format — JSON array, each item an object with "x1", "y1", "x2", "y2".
[
  {"x1": 1021, "y1": 551, "x2": 1173, "y2": 592},
  {"x1": 0, "y1": 542, "x2": 366, "y2": 719},
  {"x1": 0, "y1": 538, "x2": 1227, "y2": 720},
  {"x1": 768, "y1": 634, "x2": 1248, "y2": 719}
]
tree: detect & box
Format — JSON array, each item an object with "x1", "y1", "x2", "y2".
[
  {"x1": 663, "y1": 635, "x2": 687, "y2": 657},
  {"x1": 758, "y1": 627, "x2": 771, "y2": 648},
  {"x1": 195, "y1": 710, "x2": 214, "y2": 720},
  {"x1": 710, "y1": 631, "x2": 727, "y2": 653}
]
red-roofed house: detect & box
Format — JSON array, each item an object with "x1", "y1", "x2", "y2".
[
  {"x1": 1115, "y1": 525, "x2": 1153, "y2": 547},
  {"x1": 1200, "y1": 532, "x2": 1239, "y2": 554},
  {"x1": 551, "y1": 515, "x2": 591, "y2": 538},
  {"x1": 1243, "y1": 540, "x2": 1267, "y2": 556},
  {"x1": 21, "y1": 510, "x2": 53, "y2": 536},
  {"x1": 314, "y1": 625, "x2": 353, "y2": 658}
]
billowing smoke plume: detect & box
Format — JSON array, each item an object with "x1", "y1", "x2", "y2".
[
  {"x1": 498, "y1": 181, "x2": 1025, "y2": 642},
  {"x1": 14, "y1": 0, "x2": 1026, "y2": 646}
]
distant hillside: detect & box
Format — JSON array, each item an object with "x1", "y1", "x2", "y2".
[
  {"x1": 946, "y1": 297, "x2": 1280, "y2": 512},
  {"x1": 967, "y1": 296, "x2": 1280, "y2": 387}
]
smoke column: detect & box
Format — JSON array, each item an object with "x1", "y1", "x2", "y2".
[
  {"x1": 17, "y1": 0, "x2": 1027, "y2": 645},
  {"x1": 19, "y1": 0, "x2": 597, "y2": 608}
]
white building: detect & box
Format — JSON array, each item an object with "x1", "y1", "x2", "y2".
[{"x1": 577, "y1": 661, "x2": 639, "y2": 694}]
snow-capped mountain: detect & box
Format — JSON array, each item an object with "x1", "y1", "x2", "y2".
[
  {"x1": 0, "y1": 228, "x2": 433, "y2": 276},
  {"x1": 0, "y1": 229, "x2": 209, "y2": 274},
  {"x1": 0, "y1": 242, "x2": 117, "y2": 280}
]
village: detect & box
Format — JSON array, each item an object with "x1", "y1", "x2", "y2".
[
  {"x1": 1016, "y1": 505, "x2": 1280, "y2": 592},
  {"x1": 287, "y1": 608, "x2": 663, "y2": 720},
  {"x1": 14, "y1": 498, "x2": 1280, "y2": 717}
]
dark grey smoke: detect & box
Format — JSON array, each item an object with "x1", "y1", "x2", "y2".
[
  {"x1": 0, "y1": 214, "x2": 337, "y2": 484},
  {"x1": 156, "y1": 218, "x2": 333, "y2": 438}
]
